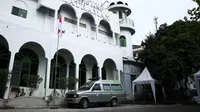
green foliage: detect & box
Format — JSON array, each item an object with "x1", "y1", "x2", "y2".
[
  {"x1": 0, "y1": 69, "x2": 8, "y2": 98},
  {"x1": 22, "y1": 74, "x2": 43, "y2": 96},
  {"x1": 57, "y1": 77, "x2": 79, "y2": 90},
  {"x1": 139, "y1": 20, "x2": 200, "y2": 100},
  {"x1": 188, "y1": 0, "x2": 200, "y2": 21}
]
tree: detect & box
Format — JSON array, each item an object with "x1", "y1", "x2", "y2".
[
  {"x1": 139, "y1": 20, "x2": 200, "y2": 100},
  {"x1": 22, "y1": 74, "x2": 43, "y2": 96},
  {"x1": 188, "y1": 0, "x2": 200, "y2": 21},
  {"x1": 55, "y1": 77, "x2": 79, "y2": 97}
]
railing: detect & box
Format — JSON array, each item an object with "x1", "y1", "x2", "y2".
[{"x1": 119, "y1": 18, "x2": 134, "y2": 27}]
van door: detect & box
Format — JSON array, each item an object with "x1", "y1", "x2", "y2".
[
  {"x1": 101, "y1": 84, "x2": 112, "y2": 102},
  {"x1": 90, "y1": 84, "x2": 102, "y2": 103}
]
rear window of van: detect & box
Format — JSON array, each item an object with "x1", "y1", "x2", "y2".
[{"x1": 111, "y1": 84, "x2": 123, "y2": 91}]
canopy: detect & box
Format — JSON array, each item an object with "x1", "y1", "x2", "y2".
[
  {"x1": 132, "y1": 67, "x2": 157, "y2": 104},
  {"x1": 194, "y1": 70, "x2": 200, "y2": 102}
]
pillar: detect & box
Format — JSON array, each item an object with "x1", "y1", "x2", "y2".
[
  {"x1": 96, "y1": 24, "x2": 98, "y2": 39},
  {"x1": 113, "y1": 32, "x2": 116, "y2": 45},
  {"x1": 3, "y1": 52, "x2": 15, "y2": 99},
  {"x1": 54, "y1": 10, "x2": 58, "y2": 32},
  {"x1": 66, "y1": 63, "x2": 70, "y2": 78},
  {"x1": 44, "y1": 58, "x2": 51, "y2": 100},
  {"x1": 98, "y1": 66, "x2": 102, "y2": 80},
  {"x1": 75, "y1": 63, "x2": 79, "y2": 90},
  {"x1": 118, "y1": 70, "x2": 121, "y2": 81},
  {"x1": 77, "y1": 17, "x2": 80, "y2": 35}
]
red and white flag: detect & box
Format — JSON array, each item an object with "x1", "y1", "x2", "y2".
[{"x1": 57, "y1": 15, "x2": 62, "y2": 37}]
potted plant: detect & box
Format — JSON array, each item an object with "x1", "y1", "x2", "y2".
[{"x1": 22, "y1": 74, "x2": 43, "y2": 96}]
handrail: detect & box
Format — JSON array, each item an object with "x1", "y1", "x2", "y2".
[{"x1": 119, "y1": 18, "x2": 134, "y2": 27}]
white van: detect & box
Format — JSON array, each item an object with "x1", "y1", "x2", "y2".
[{"x1": 65, "y1": 77, "x2": 126, "y2": 108}]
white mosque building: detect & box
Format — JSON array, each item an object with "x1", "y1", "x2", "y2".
[{"x1": 0, "y1": 0, "x2": 135, "y2": 99}]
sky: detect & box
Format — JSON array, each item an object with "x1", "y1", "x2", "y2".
[{"x1": 127, "y1": 0, "x2": 197, "y2": 45}]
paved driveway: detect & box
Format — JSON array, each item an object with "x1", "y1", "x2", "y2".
[{"x1": 0, "y1": 104, "x2": 200, "y2": 112}]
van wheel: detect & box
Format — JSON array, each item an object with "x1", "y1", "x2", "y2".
[
  {"x1": 80, "y1": 98, "x2": 89, "y2": 108},
  {"x1": 110, "y1": 98, "x2": 117, "y2": 107}
]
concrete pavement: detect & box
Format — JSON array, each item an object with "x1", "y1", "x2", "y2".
[{"x1": 0, "y1": 104, "x2": 200, "y2": 112}]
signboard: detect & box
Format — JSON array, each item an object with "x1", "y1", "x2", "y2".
[{"x1": 61, "y1": 0, "x2": 110, "y2": 21}]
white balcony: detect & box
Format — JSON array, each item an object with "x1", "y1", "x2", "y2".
[{"x1": 119, "y1": 18, "x2": 135, "y2": 35}]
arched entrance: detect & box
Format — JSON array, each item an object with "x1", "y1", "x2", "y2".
[
  {"x1": 10, "y1": 42, "x2": 46, "y2": 98},
  {"x1": 0, "y1": 35, "x2": 10, "y2": 69},
  {"x1": 102, "y1": 59, "x2": 117, "y2": 80},
  {"x1": 10, "y1": 42, "x2": 46, "y2": 90},
  {"x1": 49, "y1": 49, "x2": 74, "y2": 89},
  {"x1": 49, "y1": 55, "x2": 66, "y2": 89},
  {"x1": 79, "y1": 54, "x2": 98, "y2": 87},
  {"x1": 0, "y1": 35, "x2": 11, "y2": 98},
  {"x1": 11, "y1": 49, "x2": 39, "y2": 86}
]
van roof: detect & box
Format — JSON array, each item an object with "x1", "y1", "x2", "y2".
[{"x1": 95, "y1": 80, "x2": 121, "y2": 84}]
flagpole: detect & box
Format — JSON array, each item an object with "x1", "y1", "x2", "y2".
[{"x1": 54, "y1": 34, "x2": 59, "y2": 97}]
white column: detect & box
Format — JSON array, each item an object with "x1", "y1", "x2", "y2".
[
  {"x1": 54, "y1": 10, "x2": 58, "y2": 32},
  {"x1": 66, "y1": 63, "x2": 70, "y2": 78},
  {"x1": 75, "y1": 63, "x2": 79, "y2": 90},
  {"x1": 96, "y1": 24, "x2": 98, "y2": 39},
  {"x1": 45, "y1": 59, "x2": 51, "y2": 99},
  {"x1": 113, "y1": 32, "x2": 116, "y2": 45},
  {"x1": 118, "y1": 70, "x2": 121, "y2": 81},
  {"x1": 77, "y1": 17, "x2": 80, "y2": 35},
  {"x1": 98, "y1": 66, "x2": 102, "y2": 80},
  {"x1": 3, "y1": 52, "x2": 15, "y2": 99}
]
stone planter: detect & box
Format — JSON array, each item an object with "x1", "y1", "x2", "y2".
[{"x1": 6, "y1": 97, "x2": 47, "y2": 108}]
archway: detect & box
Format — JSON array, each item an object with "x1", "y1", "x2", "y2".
[
  {"x1": 0, "y1": 35, "x2": 10, "y2": 98},
  {"x1": 98, "y1": 20, "x2": 113, "y2": 44},
  {"x1": 58, "y1": 4, "x2": 77, "y2": 34},
  {"x1": 102, "y1": 59, "x2": 117, "y2": 80},
  {"x1": 0, "y1": 35, "x2": 10, "y2": 69},
  {"x1": 49, "y1": 49, "x2": 74, "y2": 89},
  {"x1": 11, "y1": 42, "x2": 46, "y2": 87},
  {"x1": 80, "y1": 12, "x2": 96, "y2": 38},
  {"x1": 79, "y1": 54, "x2": 98, "y2": 87}
]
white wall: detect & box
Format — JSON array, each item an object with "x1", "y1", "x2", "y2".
[{"x1": 0, "y1": 0, "x2": 134, "y2": 98}]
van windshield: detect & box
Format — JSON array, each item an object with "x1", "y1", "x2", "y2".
[{"x1": 78, "y1": 81, "x2": 95, "y2": 90}]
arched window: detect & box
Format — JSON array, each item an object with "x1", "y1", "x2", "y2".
[
  {"x1": 11, "y1": 49, "x2": 39, "y2": 87},
  {"x1": 12, "y1": 0, "x2": 28, "y2": 18},
  {"x1": 120, "y1": 36, "x2": 127, "y2": 47},
  {"x1": 110, "y1": 2, "x2": 115, "y2": 6},
  {"x1": 49, "y1": 55, "x2": 67, "y2": 89},
  {"x1": 117, "y1": 1, "x2": 123, "y2": 4}
]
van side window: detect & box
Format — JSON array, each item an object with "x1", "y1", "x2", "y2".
[
  {"x1": 103, "y1": 84, "x2": 111, "y2": 91},
  {"x1": 111, "y1": 84, "x2": 123, "y2": 91},
  {"x1": 92, "y1": 84, "x2": 101, "y2": 91}
]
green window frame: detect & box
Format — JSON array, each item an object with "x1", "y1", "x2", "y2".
[
  {"x1": 120, "y1": 36, "x2": 127, "y2": 47},
  {"x1": 11, "y1": 49, "x2": 39, "y2": 87},
  {"x1": 11, "y1": 6, "x2": 27, "y2": 18},
  {"x1": 49, "y1": 55, "x2": 67, "y2": 89}
]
